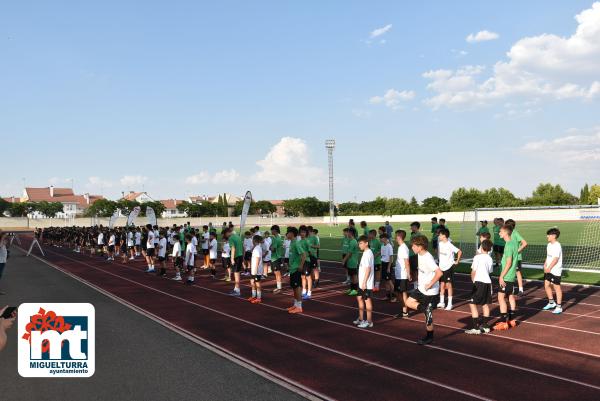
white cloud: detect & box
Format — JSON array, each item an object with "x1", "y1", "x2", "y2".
[
  {"x1": 424, "y1": 3, "x2": 600, "y2": 109},
  {"x1": 185, "y1": 169, "x2": 240, "y2": 185},
  {"x1": 120, "y1": 175, "x2": 148, "y2": 187},
  {"x1": 185, "y1": 172, "x2": 211, "y2": 185},
  {"x1": 86, "y1": 176, "x2": 113, "y2": 189},
  {"x1": 213, "y1": 169, "x2": 240, "y2": 183},
  {"x1": 466, "y1": 30, "x2": 499, "y2": 43},
  {"x1": 522, "y1": 128, "x2": 600, "y2": 163},
  {"x1": 370, "y1": 24, "x2": 392, "y2": 38},
  {"x1": 369, "y1": 89, "x2": 416, "y2": 110},
  {"x1": 253, "y1": 137, "x2": 324, "y2": 186}
]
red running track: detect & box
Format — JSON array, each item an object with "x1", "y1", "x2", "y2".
[{"x1": 21, "y1": 241, "x2": 600, "y2": 401}]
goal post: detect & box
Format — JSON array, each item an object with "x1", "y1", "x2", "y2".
[{"x1": 457, "y1": 205, "x2": 600, "y2": 272}]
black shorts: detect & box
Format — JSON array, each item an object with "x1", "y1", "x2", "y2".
[
  {"x1": 244, "y1": 251, "x2": 252, "y2": 262},
  {"x1": 432, "y1": 238, "x2": 438, "y2": 250},
  {"x1": 516, "y1": 260, "x2": 522, "y2": 272},
  {"x1": 470, "y1": 282, "x2": 492, "y2": 305},
  {"x1": 302, "y1": 262, "x2": 313, "y2": 276},
  {"x1": 186, "y1": 264, "x2": 194, "y2": 271},
  {"x1": 409, "y1": 288, "x2": 439, "y2": 308},
  {"x1": 374, "y1": 263, "x2": 381, "y2": 272},
  {"x1": 210, "y1": 258, "x2": 217, "y2": 264},
  {"x1": 394, "y1": 279, "x2": 409, "y2": 293},
  {"x1": 381, "y1": 264, "x2": 391, "y2": 281},
  {"x1": 127, "y1": 245, "x2": 134, "y2": 250},
  {"x1": 108, "y1": 245, "x2": 115, "y2": 252},
  {"x1": 498, "y1": 281, "x2": 518, "y2": 296},
  {"x1": 158, "y1": 256, "x2": 166, "y2": 262},
  {"x1": 202, "y1": 249, "x2": 209, "y2": 256},
  {"x1": 347, "y1": 267, "x2": 357, "y2": 277},
  {"x1": 221, "y1": 257, "x2": 231, "y2": 269},
  {"x1": 283, "y1": 258, "x2": 289, "y2": 266},
  {"x1": 409, "y1": 254, "x2": 418, "y2": 273},
  {"x1": 174, "y1": 257, "x2": 183, "y2": 268},
  {"x1": 272, "y1": 259, "x2": 283, "y2": 272},
  {"x1": 493, "y1": 244, "x2": 505, "y2": 254},
  {"x1": 252, "y1": 275, "x2": 262, "y2": 282},
  {"x1": 290, "y1": 271, "x2": 301, "y2": 289},
  {"x1": 120, "y1": 244, "x2": 127, "y2": 253},
  {"x1": 440, "y1": 267, "x2": 454, "y2": 283},
  {"x1": 146, "y1": 248, "x2": 155, "y2": 257},
  {"x1": 309, "y1": 255, "x2": 318, "y2": 269},
  {"x1": 358, "y1": 288, "x2": 372, "y2": 300},
  {"x1": 233, "y1": 256, "x2": 244, "y2": 273},
  {"x1": 544, "y1": 272, "x2": 561, "y2": 285}
]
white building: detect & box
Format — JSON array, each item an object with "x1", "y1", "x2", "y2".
[
  {"x1": 21, "y1": 186, "x2": 103, "y2": 218},
  {"x1": 160, "y1": 199, "x2": 187, "y2": 218}
]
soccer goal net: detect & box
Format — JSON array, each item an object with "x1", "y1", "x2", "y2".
[{"x1": 457, "y1": 205, "x2": 600, "y2": 272}]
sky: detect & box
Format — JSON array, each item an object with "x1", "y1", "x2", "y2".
[{"x1": 1, "y1": 1, "x2": 599, "y2": 202}]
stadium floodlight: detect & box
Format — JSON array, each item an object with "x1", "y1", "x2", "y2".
[{"x1": 325, "y1": 139, "x2": 336, "y2": 225}]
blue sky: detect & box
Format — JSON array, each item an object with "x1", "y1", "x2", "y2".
[{"x1": 1, "y1": 1, "x2": 599, "y2": 202}]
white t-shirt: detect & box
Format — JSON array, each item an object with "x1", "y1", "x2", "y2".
[
  {"x1": 202, "y1": 231, "x2": 210, "y2": 250},
  {"x1": 418, "y1": 252, "x2": 440, "y2": 296},
  {"x1": 147, "y1": 231, "x2": 155, "y2": 249},
  {"x1": 209, "y1": 238, "x2": 218, "y2": 259},
  {"x1": 546, "y1": 241, "x2": 563, "y2": 277},
  {"x1": 108, "y1": 235, "x2": 115, "y2": 246},
  {"x1": 381, "y1": 243, "x2": 393, "y2": 263},
  {"x1": 222, "y1": 242, "x2": 231, "y2": 258},
  {"x1": 358, "y1": 248, "x2": 375, "y2": 290},
  {"x1": 127, "y1": 232, "x2": 134, "y2": 247},
  {"x1": 172, "y1": 241, "x2": 182, "y2": 258},
  {"x1": 153, "y1": 230, "x2": 159, "y2": 245},
  {"x1": 251, "y1": 245, "x2": 264, "y2": 276},
  {"x1": 471, "y1": 253, "x2": 493, "y2": 284},
  {"x1": 283, "y1": 239, "x2": 291, "y2": 258},
  {"x1": 191, "y1": 236, "x2": 198, "y2": 254},
  {"x1": 244, "y1": 237, "x2": 253, "y2": 252},
  {"x1": 262, "y1": 237, "x2": 272, "y2": 262},
  {"x1": 438, "y1": 241, "x2": 459, "y2": 271},
  {"x1": 158, "y1": 238, "x2": 167, "y2": 258},
  {"x1": 395, "y1": 243, "x2": 410, "y2": 280},
  {"x1": 185, "y1": 243, "x2": 195, "y2": 266},
  {"x1": 134, "y1": 232, "x2": 141, "y2": 245},
  {"x1": 97, "y1": 233, "x2": 104, "y2": 245}
]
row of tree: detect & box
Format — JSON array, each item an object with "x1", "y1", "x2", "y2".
[{"x1": 0, "y1": 200, "x2": 65, "y2": 218}]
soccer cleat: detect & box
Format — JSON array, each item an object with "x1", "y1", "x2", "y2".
[
  {"x1": 373, "y1": 287, "x2": 379, "y2": 293},
  {"x1": 225, "y1": 277, "x2": 232, "y2": 282},
  {"x1": 171, "y1": 275, "x2": 182, "y2": 281},
  {"x1": 518, "y1": 290, "x2": 524, "y2": 296},
  {"x1": 343, "y1": 278, "x2": 351, "y2": 285},
  {"x1": 358, "y1": 321, "x2": 373, "y2": 329},
  {"x1": 287, "y1": 305, "x2": 297, "y2": 311},
  {"x1": 552, "y1": 307, "x2": 563, "y2": 315},
  {"x1": 445, "y1": 304, "x2": 453, "y2": 311},
  {"x1": 273, "y1": 288, "x2": 281, "y2": 294},
  {"x1": 288, "y1": 306, "x2": 303, "y2": 314},
  {"x1": 228, "y1": 290, "x2": 241, "y2": 297},
  {"x1": 185, "y1": 279, "x2": 194, "y2": 285},
  {"x1": 417, "y1": 336, "x2": 433, "y2": 345},
  {"x1": 542, "y1": 302, "x2": 557, "y2": 310},
  {"x1": 493, "y1": 321, "x2": 510, "y2": 331},
  {"x1": 247, "y1": 297, "x2": 257, "y2": 302},
  {"x1": 302, "y1": 294, "x2": 311, "y2": 300},
  {"x1": 402, "y1": 311, "x2": 409, "y2": 318},
  {"x1": 145, "y1": 268, "x2": 155, "y2": 273},
  {"x1": 251, "y1": 298, "x2": 262, "y2": 304},
  {"x1": 508, "y1": 320, "x2": 517, "y2": 328},
  {"x1": 390, "y1": 297, "x2": 397, "y2": 303},
  {"x1": 353, "y1": 318, "x2": 363, "y2": 325},
  {"x1": 464, "y1": 328, "x2": 482, "y2": 335},
  {"x1": 480, "y1": 325, "x2": 491, "y2": 334},
  {"x1": 347, "y1": 290, "x2": 358, "y2": 296},
  {"x1": 437, "y1": 302, "x2": 445, "y2": 309}
]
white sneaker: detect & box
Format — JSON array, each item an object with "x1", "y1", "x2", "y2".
[
  {"x1": 437, "y1": 302, "x2": 445, "y2": 309},
  {"x1": 352, "y1": 318, "x2": 363, "y2": 325},
  {"x1": 552, "y1": 306, "x2": 563, "y2": 315},
  {"x1": 129, "y1": 257, "x2": 135, "y2": 260},
  {"x1": 358, "y1": 321, "x2": 373, "y2": 328},
  {"x1": 445, "y1": 304, "x2": 453, "y2": 311},
  {"x1": 172, "y1": 276, "x2": 182, "y2": 281},
  {"x1": 343, "y1": 279, "x2": 351, "y2": 285},
  {"x1": 145, "y1": 268, "x2": 155, "y2": 273}
]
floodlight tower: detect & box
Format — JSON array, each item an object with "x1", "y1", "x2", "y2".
[{"x1": 325, "y1": 139, "x2": 336, "y2": 225}]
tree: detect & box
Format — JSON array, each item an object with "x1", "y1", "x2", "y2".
[
  {"x1": 588, "y1": 184, "x2": 600, "y2": 205},
  {"x1": 338, "y1": 202, "x2": 361, "y2": 215},
  {"x1": 421, "y1": 196, "x2": 449, "y2": 214},
  {"x1": 34, "y1": 201, "x2": 64, "y2": 218},
  {"x1": 283, "y1": 197, "x2": 328, "y2": 217},
  {"x1": 84, "y1": 199, "x2": 117, "y2": 217},
  {"x1": 254, "y1": 200, "x2": 276, "y2": 215},
  {"x1": 449, "y1": 188, "x2": 486, "y2": 210},
  {"x1": 527, "y1": 183, "x2": 578, "y2": 206},
  {"x1": 8, "y1": 202, "x2": 35, "y2": 217},
  {"x1": 482, "y1": 188, "x2": 522, "y2": 208},
  {"x1": 141, "y1": 201, "x2": 166, "y2": 217},
  {"x1": 580, "y1": 184, "x2": 590, "y2": 204},
  {"x1": 0, "y1": 198, "x2": 10, "y2": 216},
  {"x1": 359, "y1": 197, "x2": 386, "y2": 215},
  {"x1": 115, "y1": 199, "x2": 140, "y2": 216}
]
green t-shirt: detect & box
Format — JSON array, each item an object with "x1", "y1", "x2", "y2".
[
  {"x1": 408, "y1": 231, "x2": 422, "y2": 256},
  {"x1": 346, "y1": 238, "x2": 359, "y2": 269},
  {"x1": 370, "y1": 238, "x2": 382, "y2": 264},
  {"x1": 271, "y1": 234, "x2": 283, "y2": 261},
  {"x1": 512, "y1": 230, "x2": 524, "y2": 262},
  {"x1": 501, "y1": 239, "x2": 519, "y2": 282},
  {"x1": 228, "y1": 234, "x2": 244, "y2": 258},
  {"x1": 493, "y1": 225, "x2": 505, "y2": 246},
  {"x1": 289, "y1": 239, "x2": 307, "y2": 273},
  {"x1": 361, "y1": 226, "x2": 369, "y2": 237},
  {"x1": 341, "y1": 236, "x2": 350, "y2": 255},
  {"x1": 431, "y1": 223, "x2": 440, "y2": 239},
  {"x1": 307, "y1": 235, "x2": 318, "y2": 257},
  {"x1": 477, "y1": 226, "x2": 490, "y2": 236}
]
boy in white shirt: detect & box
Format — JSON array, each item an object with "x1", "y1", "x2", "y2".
[
  {"x1": 127, "y1": 229, "x2": 135, "y2": 260},
  {"x1": 185, "y1": 234, "x2": 196, "y2": 285},
  {"x1": 405, "y1": 235, "x2": 443, "y2": 345},
  {"x1": 201, "y1": 225, "x2": 210, "y2": 269},
  {"x1": 221, "y1": 238, "x2": 232, "y2": 282},
  {"x1": 380, "y1": 234, "x2": 394, "y2": 301},
  {"x1": 465, "y1": 240, "x2": 494, "y2": 334},
  {"x1": 262, "y1": 231, "x2": 272, "y2": 277},
  {"x1": 208, "y1": 232, "x2": 218, "y2": 279},
  {"x1": 248, "y1": 235, "x2": 264, "y2": 304},
  {"x1": 436, "y1": 228, "x2": 462, "y2": 310},
  {"x1": 353, "y1": 235, "x2": 374, "y2": 329},
  {"x1": 542, "y1": 228, "x2": 564, "y2": 314},
  {"x1": 393, "y1": 230, "x2": 411, "y2": 318},
  {"x1": 283, "y1": 238, "x2": 291, "y2": 277},
  {"x1": 171, "y1": 236, "x2": 184, "y2": 281},
  {"x1": 145, "y1": 224, "x2": 156, "y2": 273},
  {"x1": 107, "y1": 231, "x2": 116, "y2": 261},
  {"x1": 243, "y1": 231, "x2": 254, "y2": 276},
  {"x1": 134, "y1": 229, "x2": 141, "y2": 257},
  {"x1": 157, "y1": 231, "x2": 168, "y2": 277}
]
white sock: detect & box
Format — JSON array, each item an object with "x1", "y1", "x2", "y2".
[
  {"x1": 448, "y1": 296, "x2": 453, "y2": 304},
  {"x1": 297, "y1": 301, "x2": 302, "y2": 308},
  {"x1": 234, "y1": 287, "x2": 240, "y2": 293},
  {"x1": 252, "y1": 289, "x2": 257, "y2": 297},
  {"x1": 440, "y1": 295, "x2": 445, "y2": 304},
  {"x1": 519, "y1": 287, "x2": 524, "y2": 292},
  {"x1": 277, "y1": 282, "x2": 282, "y2": 289},
  {"x1": 307, "y1": 291, "x2": 311, "y2": 297},
  {"x1": 294, "y1": 300, "x2": 299, "y2": 307},
  {"x1": 257, "y1": 291, "x2": 261, "y2": 299},
  {"x1": 375, "y1": 281, "x2": 380, "y2": 287},
  {"x1": 302, "y1": 289, "x2": 307, "y2": 295}
]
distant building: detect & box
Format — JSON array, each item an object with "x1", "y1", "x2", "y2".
[
  {"x1": 121, "y1": 191, "x2": 155, "y2": 203},
  {"x1": 188, "y1": 193, "x2": 243, "y2": 205},
  {"x1": 21, "y1": 186, "x2": 103, "y2": 218},
  {"x1": 160, "y1": 199, "x2": 187, "y2": 218},
  {"x1": 269, "y1": 200, "x2": 285, "y2": 217}
]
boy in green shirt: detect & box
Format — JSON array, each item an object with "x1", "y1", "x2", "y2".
[
  {"x1": 341, "y1": 228, "x2": 351, "y2": 284},
  {"x1": 431, "y1": 217, "x2": 440, "y2": 252},
  {"x1": 225, "y1": 228, "x2": 244, "y2": 297},
  {"x1": 368, "y1": 229, "x2": 382, "y2": 292},
  {"x1": 307, "y1": 226, "x2": 321, "y2": 288},
  {"x1": 270, "y1": 225, "x2": 284, "y2": 294},
  {"x1": 409, "y1": 222, "x2": 422, "y2": 289},
  {"x1": 493, "y1": 224, "x2": 519, "y2": 331},
  {"x1": 342, "y1": 230, "x2": 359, "y2": 296},
  {"x1": 286, "y1": 227, "x2": 306, "y2": 314},
  {"x1": 492, "y1": 218, "x2": 505, "y2": 268},
  {"x1": 360, "y1": 221, "x2": 369, "y2": 237},
  {"x1": 506, "y1": 219, "x2": 528, "y2": 295}
]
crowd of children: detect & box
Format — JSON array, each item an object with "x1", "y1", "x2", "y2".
[{"x1": 38, "y1": 215, "x2": 564, "y2": 345}]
